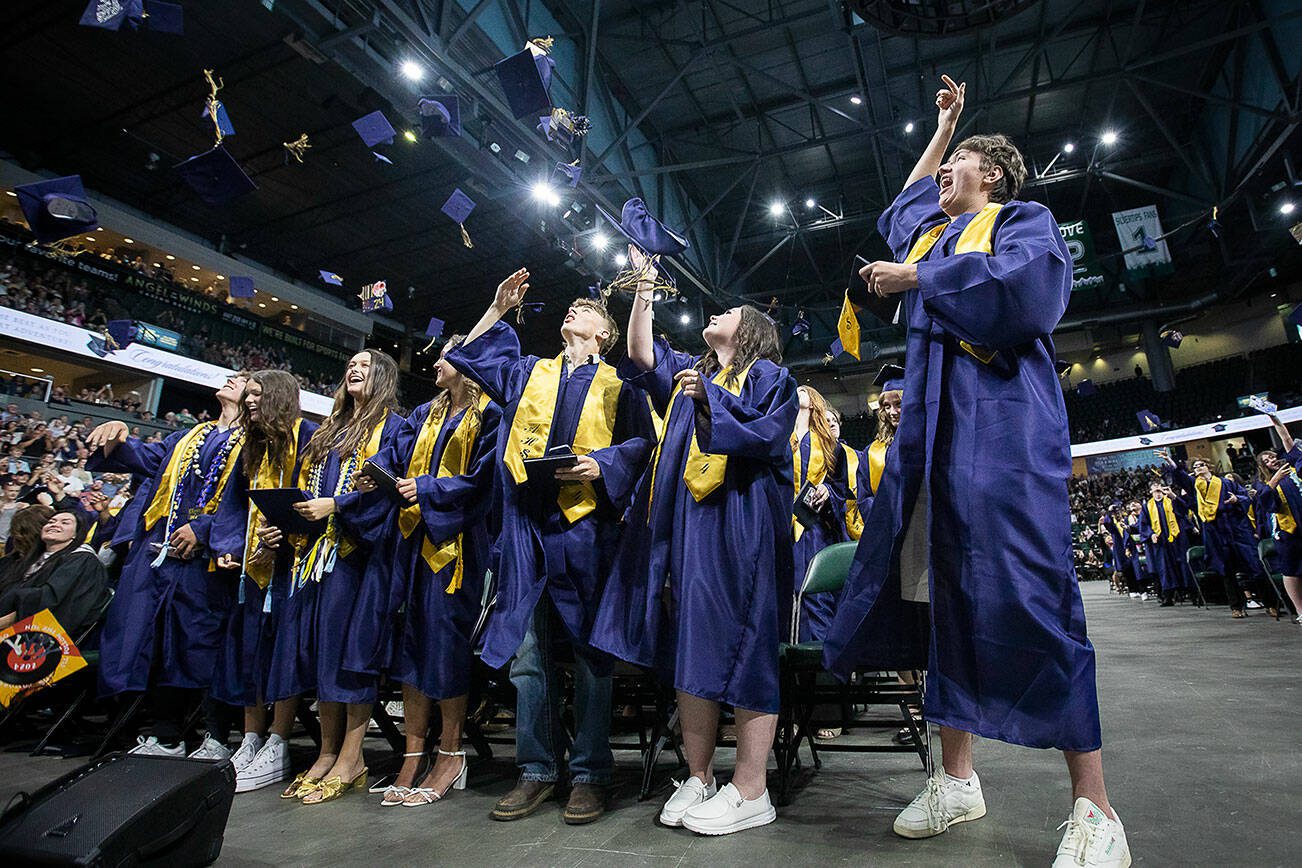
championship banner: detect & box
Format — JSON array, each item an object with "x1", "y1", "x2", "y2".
[
  {"x1": 1111, "y1": 205, "x2": 1173, "y2": 279},
  {"x1": 0, "y1": 609, "x2": 87, "y2": 707},
  {"x1": 1057, "y1": 219, "x2": 1106, "y2": 292}
]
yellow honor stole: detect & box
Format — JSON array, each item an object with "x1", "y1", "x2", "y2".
[
  {"x1": 243, "y1": 419, "x2": 303, "y2": 590},
  {"x1": 399, "y1": 393, "x2": 491, "y2": 593},
  {"x1": 1274, "y1": 477, "x2": 1298, "y2": 534},
  {"x1": 842, "y1": 443, "x2": 863, "y2": 540},
  {"x1": 866, "y1": 439, "x2": 889, "y2": 497},
  {"x1": 503, "y1": 354, "x2": 621, "y2": 523},
  {"x1": 1194, "y1": 475, "x2": 1223, "y2": 523},
  {"x1": 142, "y1": 422, "x2": 243, "y2": 531},
  {"x1": 646, "y1": 363, "x2": 754, "y2": 516},
  {"x1": 791, "y1": 431, "x2": 828, "y2": 541},
  {"x1": 1146, "y1": 497, "x2": 1180, "y2": 543}
]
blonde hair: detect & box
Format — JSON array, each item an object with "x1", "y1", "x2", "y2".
[
  {"x1": 569, "y1": 298, "x2": 620, "y2": 355},
  {"x1": 427, "y1": 335, "x2": 483, "y2": 428},
  {"x1": 798, "y1": 385, "x2": 839, "y2": 473}
]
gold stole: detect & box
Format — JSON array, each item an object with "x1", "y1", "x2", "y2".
[
  {"x1": 866, "y1": 439, "x2": 888, "y2": 497},
  {"x1": 502, "y1": 354, "x2": 621, "y2": 523},
  {"x1": 791, "y1": 431, "x2": 827, "y2": 541},
  {"x1": 1146, "y1": 497, "x2": 1180, "y2": 543},
  {"x1": 142, "y1": 422, "x2": 242, "y2": 531},
  {"x1": 1275, "y1": 477, "x2": 1298, "y2": 534},
  {"x1": 243, "y1": 419, "x2": 303, "y2": 590},
  {"x1": 1194, "y1": 475, "x2": 1223, "y2": 523},
  {"x1": 399, "y1": 393, "x2": 491, "y2": 593},
  {"x1": 843, "y1": 444, "x2": 863, "y2": 540}
]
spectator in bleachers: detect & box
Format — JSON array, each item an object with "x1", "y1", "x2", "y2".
[{"x1": 0, "y1": 509, "x2": 109, "y2": 636}]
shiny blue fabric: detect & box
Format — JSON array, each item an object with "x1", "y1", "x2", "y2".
[
  {"x1": 1138, "y1": 496, "x2": 1194, "y2": 595},
  {"x1": 794, "y1": 435, "x2": 854, "y2": 643},
  {"x1": 208, "y1": 420, "x2": 318, "y2": 707},
  {"x1": 591, "y1": 341, "x2": 798, "y2": 714},
  {"x1": 824, "y1": 176, "x2": 1102, "y2": 751},
  {"x1": 446, "y1": 321, "x2": 654, "y2": 670},
  {"x1": 91, "y1": 427, "x2": 241, "y2": 696},
  {"x1": 1171, "y1": 467, "x2": 1265, "y2": 579},
  {"x1": 265, "y1": 414, "x2": 402, "y2": 704}
]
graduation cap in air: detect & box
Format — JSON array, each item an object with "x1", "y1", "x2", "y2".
[
  {"x1": 373, "y1": 152, "x2": 393, "y2": 165},
  {"x1": 822, "y1": 337, "x2": 845, "y2": 365},
  {"x1": 352, "y1": 111, "x2": 396, "y2": 149},
  {"x1": 1076, "y1": 379, "x2": 1097, "y2": 397},
  {"x1": 228, "y1": 276, "x2": 255, "y2": 299},
  {"x1": 142, "y1": 1, "x2": 184, "y2": 34},
  {"x1": 597, "y1": 198, "x2": 689, "y2": 258},
  {"x1": 1136, "y1": 409, "x2": 1164, "y2": 432},
  {"x1": 441, "y1": 188, "x2": 476, "y2": 249},
  {"x1": 79, "y1": 0, "x2": 142, "y2": 30},
  {"x1": 553, "y1": 160, "x2": 583, "y2": 188},
  {"x1": 173, "y1": 146, "x2": 257, "y2": 205},
  {"x1": 202, "y1": 100, "x2": 236, "y2": 139},
  {"x1": 319, "y1": 270, "x2": 344, "y2": 286},
  {"x1": 417, "y1": 95, "x2": 461, "y2": 139},
  {"x1": 875, "y1": 363, "x2": 905, "y2": 394},
  {"x1": 13, "y1": 175, "x2": 99, "y2": 244},
  {"x1": 494, "y1": 45, "x2": 554, "y2": 119},
  {"x1": 838, "y1": 256, "x2": 900, "y2": 362},
  {"x1": 420, "y1": 316, "x2": 446, "y2": 353},
  {"x1": 358, "y1": 280, "x2": 392, "y2": 313},
  {"x1": 537, "y1": 109, "x2": 591, "y2": 147},
  {"x1": 1160, "y1": 329, "x2": 1183, "y2": 348},
  {"x1": 515, "y1": 301, "x2": 545, "y2": 324},
  {"x1": 790, "y1": 310, "x2": 810, "y2": 339},
  {"x1": 1055, "y1": 359, "x2": 1073, "y2": 378}
]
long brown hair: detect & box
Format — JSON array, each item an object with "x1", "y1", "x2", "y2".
[
  {"x1": 875, "y1": 389, "x2": 902, "y2": 446},
  {"x1": 1256, "y1": 451, "x2": 1281, "y2": 483},
  {"x1": 427, "y1": 335, "x2": 483, "y2": 428},
  {"x1": 797, "y1": 385, "x2": 839, "y2": 473},
  {"x1": 303, "y1": 350, "x2": 399, "y2": 468},
  {"x1": 696, "y1": 305, "x2": 782, "y2": 388},
  {"x1": 240, "y1": 370, "x2": 301, "y2": 478}
]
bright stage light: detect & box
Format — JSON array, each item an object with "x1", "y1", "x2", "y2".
[
  {"x1": 1280, "y1": 201, "x2": 1296, "y2": 216},
  {"x1": 1100, "y1": 130, "x2": 1118, "y2": 146},
  {"x1": 904, "y1": 121, "x2": 914, "y2": 134},
  {"x1": 592, "y1": 232, "x2": 609, "y2": 251},
  {"x1": 849, "y1": 95, "x2": 863, "y2": 105},
  {"x1": 768, "y1": 201, "x2": 785, "y2": 217},
  {"x1": 614, "y1": 252, "x2": 628, "y2": 267},
  {"x1": 400, "y1": 60, "x2": 425, "y2": 81},
  {"x1": 804, "y1": 198, "x2": 816, "y2": 210},
  {"x1": 1063, "y1": 142, "x2": 1075, "y2": 153},
  {"x1": 530, "y1": 181, "x2": 560, "y2": 207},
  {"x1": 679, "y1": 313, "x2": 691, "y2": 325}
]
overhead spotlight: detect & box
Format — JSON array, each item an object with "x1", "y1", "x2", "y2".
[
  {"x1": 191, "y1": 264, "x2": 201, "y2": 270},
  {"x1": 530, "y1": 181, "x2": 560, "y2": 207},
  {"x1": 216, "y1": 274, "x2": 225, "y2": 280},
  {"x1": 768, "y1": 201, "x2": 784, "y2": 217},
  {"x1": 804, "y1": 198, "x2": 816, "y2": 210},
  {"x1": 849, "y1": 95, "x2": 863, "y2": 105},
  {"x1": 592, "y1": 232, "x2": 609, "y2": 251},
  {"x1": 400, "y1": 60, "x2": 425, "y2": 81},
  {"x1": 1100, "y1": 130, "x2": 1118, "y2": 146},
  {"x1": 123, "y1": 237, "x2": 134, "y2": 244},
  {"x1": 1280, "y1": 201, "x2": 1296, "y2": 215},
  {"x1": 1063, "y1": 142, "x2": 1075, "y2": 154},
  {"x1": 291, "y1": 304, "x2": 299, "y2": 310},
  {"x1": 904, "y1": 121, "x2": 915, "y2": 134},
  {"x1": 165, "y1": 254, "x2": 175, "y2": 260},
  {"x1": 679, "y1": 313, "x2": 691, "y2": 325},
  {"x1": 84, "y1": 236, "x2": 96, "y2": 242},
  {"x1": 488, "y1": 142, "x2": 502, "y2": 154},
  {"x1": 403, "y1": 130, "x2": 418, "y2": 143},
  {"x1": 614, "y1": 252, "x2": 628, "y2": 267}
]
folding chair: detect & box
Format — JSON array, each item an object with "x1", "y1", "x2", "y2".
[
  {"x1": 1257, "y1": 538, "x2": 1295, "y2": 618},
  {"x1": 1185, "y1": 545, "x2": 1220, "y2": 607}
]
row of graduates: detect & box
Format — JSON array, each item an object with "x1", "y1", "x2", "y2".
[
  {"x1": 1096, "y1": 420, "x2": 1300, "y2": 617},
  {"x1": 85, "y1": 255, "x2": 891, "y2": 827}
]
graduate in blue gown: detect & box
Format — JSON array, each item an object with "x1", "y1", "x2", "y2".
[
  {"x1": 265, "y1": 350, "x2": 402, "y2": 805},
  {"x1": 1138, "y1": 480, "x2": 1194, "y2": 605},
  {"x1": 348, "y1": 336, "x2": 501, "y2": 807},
  {"x1": 447, "y1": 269, "x2": 654, "y2": 824},
  {"x1": 592, "y1": 253, "x2": 798, "y2": 835},
  {"x1": 85, "y1": 373, "x2": 247, "y2": 754},
  {"x1": 1253, "y1": 412, "x2": 1302, "y2": 620},
  {"x1": 209, "y1": 371, "x2": 318, "y2": 792},
  {"x1": 822, "y1": 75, "x2": 1128, "y2": 862}
]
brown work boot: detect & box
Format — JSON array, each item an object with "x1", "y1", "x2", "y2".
[
  {"x1": 563, "y1": 782, "x2": 606, "y2": 825},
  {"x1": 491, "y1": 778, "x2": 554, "y2": 821}
]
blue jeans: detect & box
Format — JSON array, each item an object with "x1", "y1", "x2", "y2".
[{"x1": 509, "y1": 598, "x2": 613, "y2": 785}]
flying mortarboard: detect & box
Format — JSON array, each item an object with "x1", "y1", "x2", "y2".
[
  {"x1": 352, "y1": 111, "x2": 396, "y2": 149},
  {"x1": 790, "y1": 310, "x2": 810, "y2": 338},
  {"x1": 202, "y1": 100, "x2": 236, "y2": 139},
  {"x1": 1136, "y1": 409, "x2": 1164, "y2": 432},
  {"x1": 553, "y1": 160, "x2": 582, "y2": 188},
  {"x1": 822, "y1": 337, "x2": 845, "y2": 366},
  {"x1": 1159, "y1": 329, "x2": 1183, "y2": 348},
  {"x1": 536, "y1": 108, "x2": 591, "y2": 147},
  {"x1": 515, "y1": 301, "x2": 545, "y2": 324},
  {"x1": 173, "y1": 145, "x2": 256, "y2": 205},
  {"x1": 358, "y1": 280, "x2": 392, "y2": 313},
  {"x1": 420, "y1": 316, "x2": 446, "y2": 353},
  {"x1": 441, "y1": 188, "x2": 476, "y2": 249},
  {"x1": 838, "y1": 256, "x2": 900, "y2": 362},
  {"x1": 597, "y1": 198, "x2": 689, "y2": 258},
  {"x1": 319, "y1": 270, "x2": 343, "y2": 286},
  {"x1": 494, "y1": 43, "x2": 554, "y2": 120},
  {"x1": 372, "y1": 152, "x2": 393, "y2": 165},
  {"x1": 1055, "y1": 359, "x2": 1072, "y2": 377},
  {"x1": 142, "y1": 1, "x2": 183, "y2": 34},
  {"x1": 874, "y1": 363, "x2": 905, "y2": 394},
  {"x1": 228, "y1": 276, "x2": 255, "y2": 299},
  {"x1": 13, "y1": 175, "x2": 99, "y2": 244},
  {"x1": 417, "y1": 95, "x2": 461, "y2": 139},
  {"x1": 79, "y1": 0, "x2": 142, "y2": 30}
]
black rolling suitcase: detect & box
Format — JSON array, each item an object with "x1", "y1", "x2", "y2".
[{"x1": 0, "y1": 752, "x2": 236, "y2": 866}]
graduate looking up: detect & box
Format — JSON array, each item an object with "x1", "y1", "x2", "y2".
[
  {"x1": 822, "y1": 74, "x2": 1131, "y2": 868},
  {"x1": 447, "y1": 269, "x2": 654, "y2": 826}
]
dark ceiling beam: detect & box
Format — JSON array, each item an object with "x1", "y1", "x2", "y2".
[
  {"x1": 447, "y1": 0, "x2": 495, "y2": 48},
  {"x1": 1096, "y1": 171, "x2": 1215, "y2": 207},
  {"x1": 589, "y1": 47, "x2": 711, "y2": 172}
]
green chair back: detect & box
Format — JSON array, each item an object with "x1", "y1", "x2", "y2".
[
  {"x1": 1258, "y1": 538, "x2": 1282, "y2": 579},
  {"x1": 1186, "y1": 545, "x2": 1207, "y2": 573},
  {"x1": 801, "y1": 541, "x2": 858, "y2": 596}
]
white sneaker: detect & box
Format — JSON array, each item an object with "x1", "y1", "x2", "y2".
[
  {"x1": 893, "y1": 771, "x2": 987, "y2": 839},
  {"x1": 1128, "y1": 593, "x2": 1141, "y2": 599},
  {"x1": 681, "y1": 783, "x2": 776, "y2": 835},
  {"x1": 1245, "y1": 600, "x2": 1263, "y2": 610},
  {"x1": 128, "y1": 735, "x2": 186, "y2": 757},
  {"x1": 236, "y1": 733, "x2": 291, "y2": 793},
  {"x1": 230, "y1": 732, "x2": 265, "y2": 772},
  {"x1": 1052, "y1": 798, "x2": 1131, "y2": 867},
  {"x1": 187, "y1": 733, "x2": 232, "y2": 761},
  {"x1": 659, "y1": 775, "x2": 717, "y2": 827}
]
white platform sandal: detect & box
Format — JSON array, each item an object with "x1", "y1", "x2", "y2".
[
  {"x1": 378, "y1": 751, "x2": 428, "y2": 806},
  {"x1": 402, "y1": 749, "x2": 468, "y2": 807}
]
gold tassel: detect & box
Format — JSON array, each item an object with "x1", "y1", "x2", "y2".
[
  {"x1": 607, "y1": 254, "x2": 677, "y2": 297},
  {"x1": 459, "y1": 223, "x2": 473, "y2": 249},
  {"x1": 203, "y1": 69, "x2": 225, "y2": 147},
  {"x1": 282, "y1": 133, "x2": 310, "y2": 163},
  {"x1": 529, "y1": 36, "x2": 554, "y2": 53}
]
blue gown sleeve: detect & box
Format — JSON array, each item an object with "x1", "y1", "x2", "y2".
[
  {"x1": 916, "y1": 201, "x2": 1072, "y2": 349},
  {"x1": 335, "y1": 415, "x2": 404, "y2": 538},
  {"x1": 209, "y1": 462, "x2": 250, "y2": 558},
  {"x1": 87, "y1": 432, "x2": 176, "y2": 477},
  {"x1": 695, "y1": 361, "x2": 800, "y2": 464},
  {"x1": 445, "y1": 321, "x2": 537, "y2": 407},
  {"x1": 615, "y1": 337, "x2": 696, "y2": 415},
  {"x1": 878, "y1": 177, "x2": 948, "y2": 261},
  {"x1": 588, "y1": 381, "x2": 656, "y2": 511},
  {"x1": 1256, "y1": 484, "x2": 1281, "y2": 514},
  {"x1": 372, "y1": 404, "x2": 427, "y2": 477},
  {"x1": 417, "y1": 403, "x2": 503, "y2": 544},
  {"x1": 1170, "y1": 466, "x2": 1197, "y2": 500},
  {"x1": 1138, "y1": 506, "x2": 1154, "y2": 538}
]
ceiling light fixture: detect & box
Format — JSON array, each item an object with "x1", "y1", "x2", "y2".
[
  {"x1": 849, "y1": 95, "x2": 862, "y2": 105},
  {"x1": 400, "y1": 60, "x2": 425, "y2": 81},
  {"x1": 768, "y1": 201, "x2": 785, "y2": 217},
  {"x1": 1101, "y1": 130, "x2": 1118, "y2": 146}
]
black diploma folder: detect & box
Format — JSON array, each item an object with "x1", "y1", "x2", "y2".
[
  {"x1": 247, "y1": 487, "x2": 326, "y2": 536},
  {"x1": 522, "y1": 445, "x2": 579, "y2": 484},
  {"x1": 359, "y1": 461, "x2": 409, "y2": 505},
  {"x1": 794, "y1": 481, "x2": 824, "y2": 529}
]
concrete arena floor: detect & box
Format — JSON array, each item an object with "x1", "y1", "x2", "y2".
[{"x1": 1, "y1": 582, "x2": 1296, "y2": 866}]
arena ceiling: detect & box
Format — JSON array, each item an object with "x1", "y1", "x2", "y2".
[{"x1": 2, "y1": 0, "x2": 1299, "y2": 368}]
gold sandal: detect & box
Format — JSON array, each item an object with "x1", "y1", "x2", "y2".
[
  {"x1": 280, "y1": 772, "x2": 322, "y2": 800},
  {"x1": 302, "y1": 767, "x2": 367, "y2": 805}
]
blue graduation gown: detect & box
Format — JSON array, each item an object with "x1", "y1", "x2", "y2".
[
  {"x1": 265, "y1": 414, "x2": 402, "y2": 704},
  {"x1": 1171, "y1": 468, "x2": 1264, "y2": 578},
  {"x1": 1099, "y1": 517, "x2": 1134, "y2": 582},
  {"x1": 794, "y1": 434, "x2": 854, "y2": 643},
  {"x1": 1138, "y1": 498, "x2": 1192, "y2": 594},
  {"x1": 447, "y1": 322, "x2": 655, "y2": 670},
  {"x1": 207, "y1": 420, "x2": 319, "y2": 707},
  {"x1": 343, "y1": 400, "x2": 501, "y2": 700},
  {"x1": 90, "y1": 425, "x2": 242, "y2": 695},
  {"x1": 1255, "y1": 445, "x2": 1302, "y2": 575},
  {"x1": 591, "y1": 341, "x2": 798, "y2": 714},
  {"x1": 824, "y1": 176, "x2": 1102, "y2": 752}
]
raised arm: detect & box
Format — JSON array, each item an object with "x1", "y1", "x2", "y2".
[
  {"x1": 464, "y1": 268, "x2": 529, "y2": 347},
  {"x1": 903, "y1": 74, "x2": 965, "y2": 191},
  {"x1": 1266, "y1": 411, "x2": 1295, "y2": 455},
  {"x1": 626, "y1": 247, "x2": 657, "y2": 372}
]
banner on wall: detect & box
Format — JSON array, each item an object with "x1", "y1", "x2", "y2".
[
  {"x1": 1084, "y1": 448, "x2": 1168, "y2": 475},
  {"x1": 1057, "y1": 220, "x2": 1107, "y2": 292},
  {"x1": 1110, "y1": 205, "x2": 1173, "y2": 279}
]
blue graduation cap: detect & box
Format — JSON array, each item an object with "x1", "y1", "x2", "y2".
[
  {"x1": 515, "y1": 301, "x2": 545, "y2": 324},
  {"x1": 790, "y1": 310, "x2": 810, "y2": 338},
  {"x1": 202, "y1": 101, "x2": 236, "y2": 138},
  {"x1": 105, "y1": 320, "x2": 138, "y2": 351},
  {"x1": 79, "y1": 0, "x2": 143, "y2": 30},
  {"x1": 822, "y1": 337, "x2": 845, "y2": 365},
  {"x1": 875, "y1": 363, "x2": 905, "y2": 394},
  {"x1": 417, "y1": 95, "x2": 461, "y2": 139},
  {"x1": 228, "y1": 276, "x2": 255, "y2": 299},
  {"x1": 1159, "y1": 329, "x2": 1183, "y2": 348},
  {"x1": 420, "y1": 316, "x2": 446, "y2": 353},
  {"x1": 173, "y1": 145, "x2": 256, "y2": 205},
  {"x1": 1138, "y1": 437, "x2": 1153, "y2": 446},
  {"x1": 553, "y1": 160, "x2": 582, "y2": 188},
  {"x1": 1077, "y1": 379, "x2": 1097, "y2": 396},
  {"x1": 1136, "y1": 409, "x2": 1164, "y2": 432},
  {"x1": 494, "y1": 46, "x2": 553, "y2": 120},
  {"x1": 536, "y1": 109, "x2": 590, "y2": 147},
  {"x1": 1212, "y1": 423, "x2": 1228, "y2": 433},
  {"x1": 596, "y1": 198, "x2": 690, "y2": 257},
  {"x1": 143, "y1": 1, "x2": 183, "y2": 34},
  {"x1": 352, "y1": 111, "x2": 396, "y2": 149},
  {"x1": 358, "y1": 280, "x2": 392, "y2": 313},
  {"x1": 319, "y1": 270, "x2": 343, "y2": 286},
  {"x1": 441, "y1": 188, "x2": 476, "y2": 248},
  {"x1": 13, "y1": 175, "x2": 99, "y2": 244}
]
